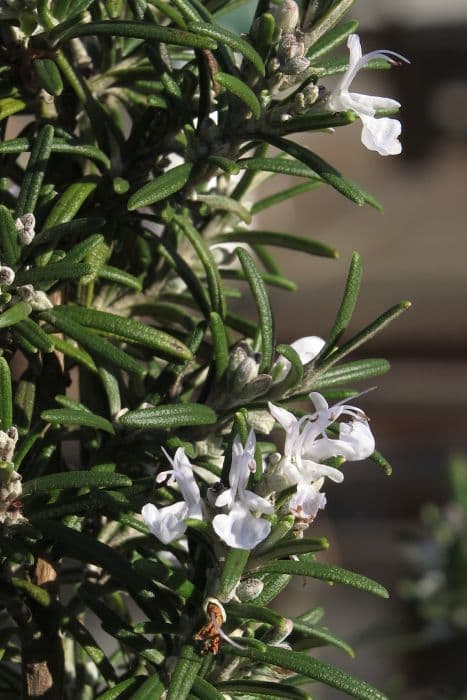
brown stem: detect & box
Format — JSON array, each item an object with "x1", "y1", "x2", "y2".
[
  {"x1": 21, "y1": 556, "x2": 64, "y2": 699},
  {"x1": 22, "y1": 291, "x2": 67, "y2": 698}
]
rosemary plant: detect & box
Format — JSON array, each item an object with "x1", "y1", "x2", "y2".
[{"x1": 0, "y1": 0, "x2": 410, "y2": 697}]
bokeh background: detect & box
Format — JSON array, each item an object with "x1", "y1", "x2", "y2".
[{"x1": 228, "y1": 1, "x2": 467, "y2": 696}]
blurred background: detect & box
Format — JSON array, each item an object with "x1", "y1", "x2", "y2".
[{"x1": 228, "y1": 0, "x2": 467, "y2": 696}]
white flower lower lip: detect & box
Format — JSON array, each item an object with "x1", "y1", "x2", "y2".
[
  {"x1": 268, "y1": 390, "x2": 376, "y2": 524},
  {"x1": 142, "y1": 447, "x2": 202, "y2": 544},
  {"x1": 327, "y1": 34, "x2": 410, "y2": 156},
  {"x1": 213, "y1": 431, "x2": 273, "y2": 550}
]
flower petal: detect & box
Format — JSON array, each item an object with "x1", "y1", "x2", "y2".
[
  {"x1": 141, "y1": 501, "x2": 189, "y2": 544},
  {"x1": 289, "y1": 482, "x2": 327, "y2": 523},
  {"x1": 274, "y1": 336, "x2": 325, "y2": 382},
  {"x1": 301, "y1": 458, "x2": 344, "y2": 483},
  {"x1": 333, "y1": 419, "x2": 375, "y2": 460},
  {"x1": 213, "y1": 503, "x2": 271, "y2": 550},
  {"x1": 360, "y1": 115, "x2": 402, "y2": 156},
  {"x1": 268, "y1": 402, "x2": 297, "y2": 437},
  {"x1": 242, "y1": 489, "x2": 275, "y2": 515},
  {"x1": 349, "y1": 92, "x2": 400, "y2": 116}
]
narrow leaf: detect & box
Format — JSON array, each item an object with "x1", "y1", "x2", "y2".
[
  {"x1": 217, "y1": 230, "x2": 337, "y2": 259},
  {"x1": 167, "y1": 645, "x2": 201, "y2": 700},
  {"x1": 0, "y1": 357, "x2": 13, "y2": 429},
  {"x1": 40, "y1": 408, "x2": 115, "y2": 434},
  {"x1": 191, "y1": 677, "x2": 223, "y2": 700},
  {"x1": 56, "y1": 306, "x2": 192, "y2": 362},
  {"x1": 188, "y1": 21, "x2": 265, "y2": 75},
  {"x1": 14, "y1": 262, "x2": 92, "y2": 286},
  {"x1": 118, "y1": 403, "x2": 216, "y2": 429},
  {"x1": 215, "y1": 72, "x2": 261, "y2": 119},
  {"x1": 304, "y1": 0, "x2": 356, "y2": 50},
  {"x1": 39, "y1": 310, "x2": 145, "y2": 376},
  {"x1": 95, "y1": 678, "x2": 140, "y2": 699},
  {"x1": 15, "y1": 124, "x2": 54, "y2": 218},
  {"x1": 218, "y1": 548, "x2": 250, "y2": 602},
  {"x1": 173, "y1": 212, "x2": 226, "y2": 317},
  {"x1": 209, "y1": 312, "x2": 229, "y2": 382},
  {"x1": 127, "y1": 673, "x2": 164, "y2": 699},
  {"x1": 321, "y1": 251, "x2": 362, "y2": 355},
  {"x1": 316, "y1": 301, "x2": 411, "y2": 371},
  {"x1": 307, "y1": 19, "x2": 359, "y2": 61},
  {"x1": 217, "y1": 680, "x2": 308, "y2": 699},
  {"x1": 224, "y1": 644, "x2": 388, "y2": 700},
  {"x1": 0, "y1": 205, "x2": 20, "y2": 265},
  {"x1": 23, "y1": 470, "x2": 131, "y2": 496},
  {"x1": 0, "y1": 302, "x2": 32, "y2": 329},
  {"x1": 261, "y1": 134, "x2": 366, "y2": 206},
  {"x1": 54, "y1": 20, "x2": 218, "y2": 50},
  {"x1": 15, "y1": 319, "x2": 55, "y2": 353},
  {"x1": 237, "y1": 248, "x2": 274, "y2": 372},
  {"x1": 254, "y1": 560, "x2": 389, "y2": 598},
  {"x1": 128, "y1": 163, "x2": 192, "y2": 210}
]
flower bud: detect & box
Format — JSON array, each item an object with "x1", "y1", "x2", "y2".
[
  {"x1": 0, "y1": 428, "x2": 18, "y2": 463},
  {"x1": 16, "y1": 284, "x2": 34, "y2": 302},
  {"x1": 281, "y1": 56, "x2": 310, "y2": 75},
  {"x1": 277, "y1": 33, "x2": 305, "y2": 63},
  {"x1": 238, "y1": 373, "x2": 272, "y2": 401},
  {"x1": 227, "y1": 342, "x2": 259, "y2": 393},
  {"x1": 272, "y1": 0, "x2": 300, "y2": 35},
  {"x1": 0, "y1": 266, "x2": 15, "y2": 286},
  {"x1": 303, "y1": 83, "x2": 319, "y2": 105},
  {"x1": 15, "y1": 213, "x2": 36, "y2": 245},
  {"x1": 17, "y1": 285, "x2": 53, "y2": 310},
  {"x1": 235, "y1": 578, "x2": 264, "y2": 602}
]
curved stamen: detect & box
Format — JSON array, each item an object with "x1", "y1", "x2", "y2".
[
  {"x1": 210, "y1": 611, "x2": 245, "y2": 650},
  {"x1": 345, "y1": 49, "x2": 410, "y2": 90}
]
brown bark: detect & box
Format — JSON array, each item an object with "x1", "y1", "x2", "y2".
[{"x1": 21, "y1": 556, "x2": 64, "y2": 699}]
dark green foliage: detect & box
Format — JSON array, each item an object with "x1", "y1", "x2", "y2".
[{"x1": 0, "y1": 0, "x2": 409, "y2": 698}]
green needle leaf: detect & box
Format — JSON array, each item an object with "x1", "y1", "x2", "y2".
[
  {"x1": 217, "y1": 680, "x2": 309, "y2": 699},
  {"x1": 167, "y1": 645, "x2": 201, "y2": 700},
  {"x1": 22, "y1": 470, "x2": 131, "y2": 496},
  {"x1": 305, "y1": 0, "x2": 356, "y2": 50},
  {"x1": 15, "y1": 124, "x2": 54, "y2": 218},
  {"x1": 188, "y1": 21, "x2": 265, "y2": 75},
  {"x1": 0, "y1": 357, "x2": 13, "y2": 429},
  {"x1": 128, "y1": 163, "x2": 192, "y2": 210},
  {"x1": 39, "y1": 310, "x2": 145, "y2": 376},
  {"x1": 321, "y1": 251, "x2": 363, "y2": 356},
  {"x1": 126, "y1": 673, "x2": 165, "y2": 699},
  {"x1": 0, "y1": 302, "x2": 32, "y2": 329},
  {"x1": 173, "y1": 212, "x2": 226, "y2": 317},
  {"x1": 261, "y1": 134, "x2": 366, "y2": 205},
  {"x1": 316, "y1": 301, "x2": 411, "y2": 371},
  {"x1": 40, "y1": 408, "x2": 116, "y2": 434},
  {"x1": 215, "y1": 72, "x2": 261, "y2": 119},
  {"x1": 225, "y1": 644, "x2": 388, "y2": 700},
  {"x1": 237, "y1": 247, "x2": 275, "y2": 372},
  {"x1": 53, "y1": 20, "x2": 218, "y2": 50},
  {"x1": 118, "y1": 403, "x2": 216, "y2": 429},
  {"x1": 191, "y1": 677, "x2": 223, "y2": 700},
  {"x1": 55, "y1": 305, "x2": 192, "y2": 362},
  {"x1": 217, "y1": 230, "x2": 337, "y2": 259},
  {"x1": 254, "y1": 560, "x2": 389, "y2": 598},
  {"x1": 307, "y1": 19, "x2": 359, "y2": 60},
  {"x1": 14, "y1": 262, "x2": 92, "y2": 286},
  {"x1": 0, "y1": 205, "x2": 20, "y2": 265},
  {"x1": 32, "y1": 59, "x2": 64, "y2": 96},
  {"x1": 210, "y1": 312, "x2": 229, "y2": 382}
]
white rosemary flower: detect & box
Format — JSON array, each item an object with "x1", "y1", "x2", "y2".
[
  {"x1": 328, "y1": 34, "x2": 409, "y2": 156},
  {"x1": 213, "y1": 431, "x2": 274, "y2": 550},
  {"x1": 141, "y1": 447, "x2": 202, "y2": 544}
]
